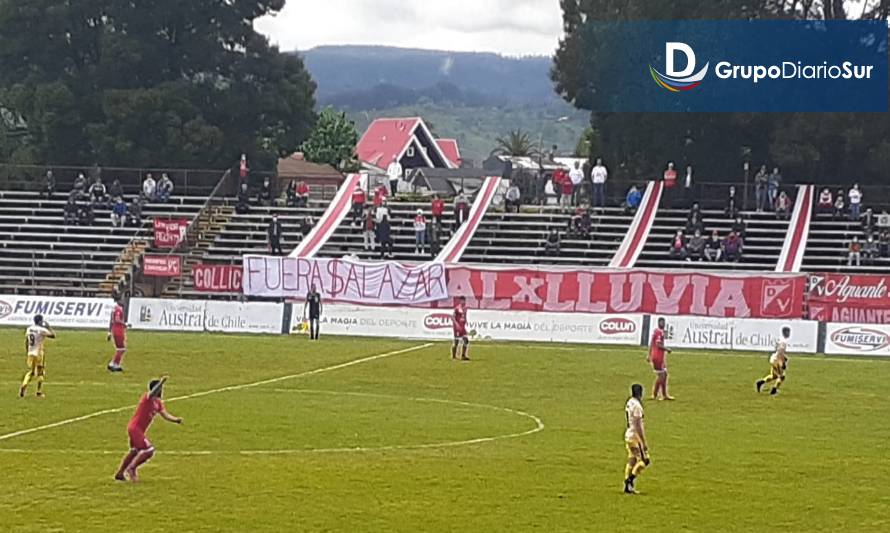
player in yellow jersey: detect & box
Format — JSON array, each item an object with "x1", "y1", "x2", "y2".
[
  {"x1": 20, "y1": 314, "x2": 55, "y2": 398},
  {"x1": 623, "y1": 383, "x2": 650, "y2": 494},
  {"x1": 756, "y1": 326, "x2": 791, "y2": 396}
]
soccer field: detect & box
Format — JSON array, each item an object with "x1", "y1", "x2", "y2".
[{"x1": 1, "y1": 329, "x2": 888, "y2": 532}]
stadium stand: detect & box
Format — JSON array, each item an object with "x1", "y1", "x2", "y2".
[{"x1": 802, "y1": 211, "x2": 890, "y2": 273}]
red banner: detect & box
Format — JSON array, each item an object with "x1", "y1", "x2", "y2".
[
  {"x1": 143, "y1": 255, "x2": 182, "y2": 277},
  {"x1": 153, "y1": 218, "x2": 189, "y2": 249},
  {"x1": 808, "y1": 273, "x2": 890, "y2": 324},
  {"x1": 193, "y1": 264, "x2": 243, "y2": 292},
  {"x1": 439, "y1": 267, "x2": 806, "y2": 318}
]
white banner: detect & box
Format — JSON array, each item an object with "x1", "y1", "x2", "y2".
[
  {"x1": 242, "y1": 256, "x2": 448, "y2": 304},
  {"x1": 129, "y1": 298, "x2": 205, "y2": 332},
  {"x1": 204, "y1": 300, "x2": 283, "y2": 334},
  {"x1": 657, "y1": 315, "x2": 818, "y2": 354},
  {"x1": 292, "y1": 304, "x2": 643, "y2": 345},
  {"x1": 825, "y1": 323, "x2": 890, "y2": 356},
  {"x1": 129, "y1": 298, "x2": 284, "y2": 334},
  {"x1": 0, "y1": 294, "x2": 115, "y2": 329}
]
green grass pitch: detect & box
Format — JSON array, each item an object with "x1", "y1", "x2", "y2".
[{"x1": 1, "y1": 328, "x2": 889, "y2": 532}]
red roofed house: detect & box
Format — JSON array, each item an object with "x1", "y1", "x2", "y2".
[{"x1": 356, "y1": 117, "x2": 459, "y2": 172}]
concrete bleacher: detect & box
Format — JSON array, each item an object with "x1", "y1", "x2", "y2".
[
  {"x1": 0, "y1": 190, "x2": 203, "y2": 296},
  {"x1": 462, "y1": 207, "x2": 634, "y2": 265},
  {"x1": 635, "y1": 209, "x2": 789, "y2": 270},
  {"x1": 802, "y1": 213, "x2": 890, "y2": 273}
]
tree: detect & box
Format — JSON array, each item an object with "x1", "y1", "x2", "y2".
[
  {"x1": 491, "y1": 130, "x2": 539, "y2": 157},
  {"x1": 301, "y1": 107, "x2": 360, "y2": 172},
  {"x1": 0, "y1": 0, "x2": 316, "y2": 170}
]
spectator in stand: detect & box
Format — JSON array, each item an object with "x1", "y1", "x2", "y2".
[
  {"x1": 239, "y1": 153, "x2": 249, "y2": 180},
  {"x1": 351, "y1": 185, "x2": 366, "y2": 226},
  {"x1": 625, "y1": 185, "x2": 642, "y2": 214},
  {"x1": 431, "y1": 194, "x2": 446, "y2": 225},
  {"x1": 89, "y1": 176, "x2": 108, "y2": 208},
  {"x1": 688, "y1": 201, "x2": 702, "y2": 222},
  {"x1": 879, "y1": 209, "x2": 890, "y2": 230},
  {"x1": 109, "y1": 179, "x2": 124, "y2": 201},
  {"x1": 864, "y1": 234, "x2": 879, "y2": 265},
  {"x1": 754, "y1": 165, "x2": 769, "y2": 212},
  {"x1": 413, "y1": 209, "x2": 427, "y2": 254},
  {"x1": 723, "y1": 231, "x2": 744, "y2": 262},
  {"x1": 544, "y1": 177, "x2": 558, "y2": 205},
  {"x1": 559, "y1": 171, "x2": 574, "y2": 211},
  {"x1": 110, "y1": 197, "x2": 127, "y2": 228},
  {"x1": 567, "y1": 207, "x2": 586, "y2": 239},
  {"x1": 686, "y1": 203, "x2": 704, "y2": 235},
  {"x1": 669, "y1": 230, "x2": 687, "y2": 260},
  {"x1": 76, "y1": 201, "x2": 94, "y2": 226},
  {"x1": 295, "y1": 180, "x2": 310, "y2": 208},
  {"x1": 544, "y1": 228, "x2": 561, "y2": 256},
  {"x1": 683, "y1": 164, "x2": 694, "y2": 204},
  {"x1": 569, "y1": 161, "x2": 585, "y2": 206},
  {"x1": 258, "y1": 177, "x2": 274, "y2": 207},
  {"x1": 767, "y1": 167, "x2": 782, "y2": 207},
  {"x1": 862, "y1": 207, "x2": 876, "y2": 236},
  {"x1": 43, "y1": 170, "x2": 56, "y2": 199},
  {"x1": 775, "y1": 191, "x2": 791, "y2": 220},
  {"x1": 848, "y1": 236, "x2": 862, "y2": 267},
  {"x1": 64, "y1": 195, "x2": 78, "y2": 225},
  {"x1": 454, "y1": 192, "x2": 470, "y2": 228},
  {"x1": 505, "y1": 183, "x2": 521, "y2": 213},
  {"x1": 705, "y1": 229, "x2": 723, "y2": 262},
  {"x1": 235, "y1": 182, "x2": 251, "y2": 214},
  {"x1": 157, "y1": 173, "x2": 174, "y2": 203},
  {"x1": 361, "y1": 207, "x2": 376, "y2": 251},
  {"x1": 688, "y1": 229, "x2": 705, "y2": 261},
  {"x1": 284, "y1": 180, "x2": 296, "y2": 207},
  {"x1": 428, "y1": 221, "x2": 441, "y2": 258},
  {"x1": 142, "y1": 173, "x2": 156, "y2": 201},
  {"x1": 387, "y1": 156, "x2": 403, "y2": 195},
  {"x1": 816, "y1": 188, "x2": 833, "y2": 216},
  {"x1": 300, "y1": 215, "x2": 314, "y2": 237},
  {"x1": 267, "y1": 214, "x2": 284, "y2": 255},
  {"x1": 591, "y1": 157, "x2": 608, "y2": 210},
  {"x1": 579, "y1": 207, "x2": 592, "y2": 239},
  {"x1": 848, "y1": 183, "x2": 862, "y2": 221},
  {"x1": 725, "y1": 185, "x2": 740, "y2": 219},
  {"x1": 732, "y1": 216, "x2": 747, "y2": 241},
  {"x1": 128, "y1": 195, "x2": 144, "y2": 227},
  {"x1": 833, "y1": 189, "x2": 846, "y2": 220},
  {"x1": 373, "y1": 183, "x2": 389, "y2": 208},
  {"x1": 377, "y1": 215, "x2": 393, "y2": 259},
  {"x1": 663, "y1": 161, "x2": 678, "y2": 206},
  {"x1": 73, "y1": 172, "x2": 87, "y2": 195},
  {"x1": 880, "y1": 230, "x2": 890, "y2": 258},
  {"x1": 375, "y1": 199, "x2": 390, "y2": 224}
]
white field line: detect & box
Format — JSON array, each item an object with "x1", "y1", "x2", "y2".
[
  {"x1": 0, "y1": 343, "x2": 433, "y2": 443},
  {"x1": 0, "y1": 388, "x2": 545, "y2": 456}
]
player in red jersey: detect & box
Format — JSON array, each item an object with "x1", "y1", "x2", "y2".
[
  {"x1": 648, "y1": 317, "x2": 674, "y2": 401},
  {"x1": 115, "y1": 377, "x2": 182, "y2": 482},
  {"x1": 451, "y1": 296, "x2": 470, "y2": 361},
  {"x1": 106, "y1": 300, "x2": 127, "y2": 372}
]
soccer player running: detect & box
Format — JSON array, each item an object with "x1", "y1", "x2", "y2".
[
  {"x1": 115, "y1": 376, "x2": 182, "y2": 482},
  {"x1": 451, "y1": 296, "x2": 470, "y2": 361},
  {"x1": 303, "y1": 284, "x2": 323, "y2": 340},
  {"x1": 107, "y1": 299, "x2": 127, "y2": 372},
  {"x1": 623, "y1": 383, "x2": 651, "y2": 495},
  {"x1": 21, "y1": 315, "x2": 55, "y2": 398},
  {"x1": 756, "y1": 326, "x2": 792, "y2": 396},
  {"x1": 648, "y1": 317, "x2": 674, "y2": 400}
]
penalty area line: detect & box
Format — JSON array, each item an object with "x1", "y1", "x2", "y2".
[{"x1": 0, "y1": 343, "x2": 433, "y2": 444}]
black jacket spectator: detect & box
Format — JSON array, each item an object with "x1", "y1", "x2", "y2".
[
  {"x1": 128, "y1": 196, "x2": 144, "y2": 227},
  {"x1": 725, "y1": 186, "x2": 740, "y2": 218},
  {"x1": 43, "y1": 170, "x2": 56, "y2": 199},
  {"x1": 76, "y1": 202, "x2": 94, "y2": 226},
  {"x1": 300, "y1": 216, "x2": 314, "y2": 237},
  {"x1": 64, "y1": 196, "x2": 78, "y2": 225},
  {"x1": 544, "y1": 228, "x2": 561, "y2": 256},
  {"x1": 109, "y1": 179, "x2": 124, "y2": 201},
  {"x1": 267, "y1": 215, "x2": 284, "y2": 255},
  {"x1": 705, "y1": 231, "x2": 723, "y2": 262},
  {"x1": 863, "y1": 208, "x2": 876, "y2": 236},
  {"x1": 258, "y1": 178, "x2": 273, "y2": 206},
  {"x1": 236, "y1": 183, "x2": 251, "y2": 214},
  {"x1": 428, "y1": 221, "x2": 441, "y2": 258},
  {"x1": 376, "y1": 216, "x2": 393, "y2": 259}
]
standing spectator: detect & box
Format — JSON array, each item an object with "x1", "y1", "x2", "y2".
[
  {"x1": 235, "y1": 182, "x2": 251, "y2": 214},
  {"x1": 109, "y1": 179, "x2": 124, "y2": 201},
  {"x1": 89, "y1": 177, "x2": 108, "y2": 208},
  {"x1": 43, "y1": 170, "x2": 56, "y2": 199},
  {"x1": 64, "y1": 195, "x2": 78, "y2": 225},
  {"x1": 295, "y1": 180, "x2": 310, "y2": 208},
  {"x1": 157, "y1": 173, "x2": 174, "y2": 203},
  {"x1": 375, "y1": 200, "x2": 390, "y2": 224},
  {"x1": 725, "y1": 185, "x2": 740, "y2": 218},
  {"x1": 663, "y1": 161, "x2": 677, "y2": 206},
  {"x1": 428, "y1": 221, "x2": 441, "y2": 258},
  {"x1": 128, "y1": 195, "x2": 144, "y2": 227},
  {"x1": 73, "y1": 172, "x2": 87, "y2": 195},
  {"x1": 705, "y1": 230, "x2": 723, "y2": 262},
  {"x1": 413, "y1": 209, "x2": 427, "y2": 254},
  {"x1": 373, "y1": 183, "x2": 389, "y2": 207},
  {"x1": 724, "y1": 231, "x2": 744, "y2": 262},
  {"x1": 754, "y1": 165, "x2": 768, "y2": 212},
  {"x1": 816, "y1": 188, "x2": 833, "y2": 216},
  {"x1": 591, "y1": 157, "x2": 608, "y2": 210},
  {"x1": 775, "y1": 191, "x2": 791, "y2": 220},
  {"x1": 351, "y1": 185, "x2": 366, "y2": 226},
  {"x1": 377, "y1": 216, "x2": 393, "y2": 259},
  {"x1": 362, "y1": 207, "x2": 376, "y2": 251},
  {"x1": 300, "y1": 216, "x2": 314, "y2": 237},
  {"x1": 624, "y1": 185, "x2": 642, "y2": 214},
  {"x1": 687, "y1": 229, "x2": 705, "y2": 261},
  {"x1": 110, "y1": 197, "x2": 127, "y2": 228},
  {"x1": 732, "y1": 216, "x2": 747, "y2": 241},
  {"x1": 669, "y1": 230, "x2": 688, "y2": 260},
  {"x1": 569, "y1": 161, "x2": 585, "y2": 206},
  {"x1": 544, "y1": 177, "x2": 558, "y2": 205},
  {"x1": 863, "y1": 234, "x2": 879, "y2": 265},
  {"x1": 258, "y1": 177, "x2": 274, "y2": 206},
  {"x1": 544, "y1": 228, "x2": 561, "y2": 256},
  {"x1": 267, "y1": 214, "x2": 284, "y2": 255},
  {"x1": 505, "y1": 183, "x2": 521, "y2": 213},
  {"x1": 686, "y1": 202, "x2": 704, "y2": 235},
  {"x1": 862, "y1": 207, "x2": 876, "y2": 236},
  {"x1": 386, "y1": 156, "x2": 403, "y2": 195},
  {"x1": 848, "y1": 184, "x2": 862, "y2": 221},
  {"x1": 567, "y1": 207, "x2": 584, "y2": 238},
  {"x1": 454, "y1": 192, "x2": 470, "y2": 228},
  {"x1": 285, "y1": 180, "x2": 298, "y2": 207},
  {"x1": 848, "y1": 236, "x2": 862, "y2": 267},
  {"x1": 431, "y1": 194, "x2": 446, "y2": 225},
  {"x1": 142, "y1": 173, "x2": 156, "y2": 201},
  {"x1": 833, "y1": 189, "x2": 846, "y2": 220},
  {"x1": 559, "y1": 171, "x2": 574, "y2": 211},
  {"x1": 239, "y1": 153, "x2": 249, "y2": 180},
  {"x1": 767, "y1": 167, "x2": 782, "y2": 207},
  {"x1": 683, "y1": 164, "x2": 694, "y2": 204}
]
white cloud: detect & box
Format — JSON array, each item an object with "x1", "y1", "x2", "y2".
[{"x1": 255, "y1": 0, "x2": 563, "y2": 56}]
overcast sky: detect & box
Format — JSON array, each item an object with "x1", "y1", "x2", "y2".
[{"x1": 255, "y1": 0, "x2": 563, "y2": 56}]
